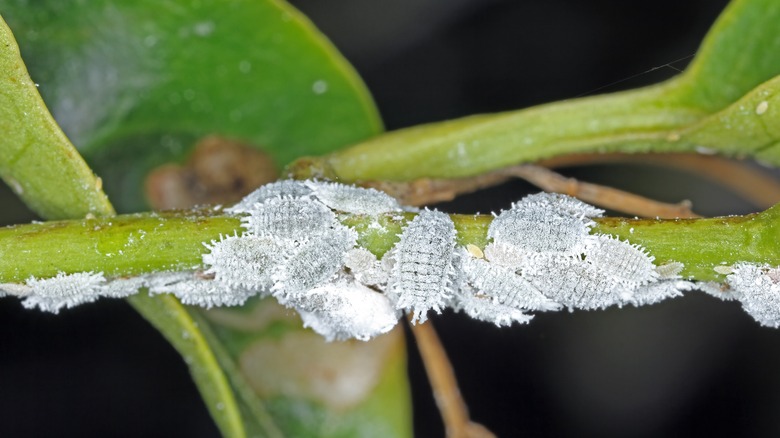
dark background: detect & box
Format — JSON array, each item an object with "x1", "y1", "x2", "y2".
[{"x1": 6, "y1": 0, "x2": 780, "y2": 437}]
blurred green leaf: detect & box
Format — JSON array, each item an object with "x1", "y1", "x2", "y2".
[
  {"x1": 1, "y1": 1, "x2": 411, "y2": 437},
  {"x1": 0, "y1": 14, "x2": 260, "y2": 437},
  {"x1": 2, "y1": 0, "x2": 382, "y2": 212},
  {"x1": 0, "y1": 15, "x2": 112, "y2": 219},
  {"x1": 287, "y1": 0, "x2": 780, "y2": 182}
]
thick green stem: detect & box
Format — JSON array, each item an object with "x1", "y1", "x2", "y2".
[
  {"x1": 593, "y1": 204, "x2": 780, "y2": 281},
  {"x1": 2, "y1": 205, "x2": 779, "y2": 284},
  {"x1": 0, "y1": 209, "x2": 239, "y2": 282}
]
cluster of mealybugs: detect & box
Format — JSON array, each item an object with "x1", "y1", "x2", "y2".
[{"x1": 4, "y1": 180, "x2": 780, "y2": 339}]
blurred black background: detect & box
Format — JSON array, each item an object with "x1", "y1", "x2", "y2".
[{"x1": 6, "y1": 0, "x2": 780, "y2": 437}]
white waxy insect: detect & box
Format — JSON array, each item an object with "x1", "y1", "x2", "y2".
[
  {"x1": 461, "y1": 250, "x2": 561, "y2": 312},
  {"x1": 101, "y1": 276, "x2": 150, "y2": 298},
  {"x1": 450, "y1": 286, "x2": 534, "y2": 327},
  {"x1": 272, "y1": 227, "x2": 358, "y2": 300},
  {"x1": 344, "y1": 247, "x2": 389, "y2": 286},
  {"x1": 147, "y1": 271, "x2": 256, "y2": 308},
  {"x1": 582, "y1": 235, "x2": 657, "y2": 288},
  {"x1": 388, "y1": 210, "x2": 457, "y2": 323},
  {"x1": 517, "y1": 192, "x2": 604, "y2": 219},
  {"x1": 524, "y1": 254, "x2": 627, "y2": 310},
  {"x1": 225, "y1": 180, "x2": 312, "y2": 214},
  {"x1": 304, "y1": 180, "x2": 402, "y2": 215},
  {"x1": 727, "y1": 263, "x2": 780, "y2": 327},
  {"x1": 294, "y1": 279, "x2": 400, "y2": 341},
  {"x1": 655, "y1": 261, "x2": 684, "y2": 279},
  {"x1": 23, "y1": 272, "x2": 107, "y2": 314},
  {"x1": 488, "y1": 201, "x2": 591, "y2": 254},
  {"x1": 629, "y1": 279, "x2": 693, "y2": 306},
  {"x1": 240, "y1": 196, "x2": 336, "y2": 240},
  {"x1": 203, "y1": 234, "x2": 285, "y2": 291}
]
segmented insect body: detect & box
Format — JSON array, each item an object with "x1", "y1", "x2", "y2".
[
  {"x1": 304, "y1": 181, "x2": 402, "y2": 215},
  {"x1": 101, "y1": 276, "x2": 150, "y2": 298},
  {"x1": 727, "y1": 263, "x2": 780, "y2": 327},
  {"x1": 226, "y1": 180, "x2": 312, "y2": 214},
  {"x1": 451, "y1": 285, "x2": 534, "y2": 327},
  {"x1": 389, "y1": 210, "x2": 457, "y2": 323},
  {"x1": 240, "y1": 197, "x2": 335, "y2": 240},
  {"x1": 654, "y1": 261, "x2": 684, "y2": 279},
  {"x1": 272, "y1": 227, "x2": 358, "y2": 300},
  {"x1": 583, "y1": 235, "x2": 657, "y2": 288},
  {"x1": 461, "y1": 251, "x2": 561, "y2": 311},
  {"x1": 295, "y1": 280, "x2": 399, "y2": 341},
  {"x1": 488, "y1": 203, "x2": 590, "y2": 254},
  {"x1": 203, "y1": 234, "x2": 284, "y2": 291},
  {"x1": 525, "y1": 254, "x2": 625, "y2": 310},
  {"x1": 23, "y1": 272, "x2": 106, "y2": 313},
  {"x1": 147, "y1": 272, "x2": 256, "y2": 308}
]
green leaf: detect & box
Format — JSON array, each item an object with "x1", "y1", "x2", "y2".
[
  {"x1": 286, "y1": 0, "x2": 780, "y2": 182},
  {"x1": 2, "y1": 0, "x2": 382, "y2": 212},
  {"x1": 1, "y1": 1, "x2": 411, "y2": 437},
  {"x1": 1, "y1": 15, "x2": 257, "y2": 437},
  {"x1": 0, "y1": 15, "x2": 112, "y2": 219}
]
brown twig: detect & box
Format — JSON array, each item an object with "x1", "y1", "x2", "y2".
[
  {"x1": 366, "y1": 163, "x2": 698, "y2": 218},
  {"x1": 408, "y1": 316, "x2": 495, "y2": 438},
  {"x1": 499, "y1": 164, "x2": 700, "y2": 218},
  {"x1": 366, "y1": 153, "x2": 780, "y2": 215},
  {"x1": 364, "y1": 173, "x2": 510, "y2": 207},
  {"x1": 538, "y1": 152, "x2": 780, "y2": 209}
]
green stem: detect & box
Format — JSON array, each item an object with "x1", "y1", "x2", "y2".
[
  {"x1": 592, "y1": 204, "x2": 780, "y2": 281},
  {"x1": 0, "y1": 209, "x2": 239, "y2": 282},
  {"x1": 2, "y1": 205, "x2": 779, "y2": 284},
  {"x1": 286, "y1": 80, "x2": 704, "y2": 181}
]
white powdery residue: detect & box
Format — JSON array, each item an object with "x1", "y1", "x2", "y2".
[
  {"x1": 451, "y1": 286, "x2": 533, "y2": 327},
  {"x1": 0, "y1": 283, "x2": 32, "y2": 297},
  {"x1": 240, "y1": 196, "x2": 336, "y2": 240},
  {"x1": 203, "y1": 234, "x2": 285, "y2": 291},
  {"x1": 23, "y1": 272, "x2": 107, "y2": 314},
  {"x1": 147, "y1": 271, "x2": 255, "y2": 308},
  {"x1": 344, "y1": 247, "x2": 388, "y2": 286},
  {"x1": 461, "y1": 250, "x2": 561, "y2": 312},
  {"x1": 304, "y1": 180, "x2": 402, "y2": 215},
  {"x1": 756, "y1": 100, "x2": 769, "y2": 115},
  {"x1": 582, "y1": 235, "x2": 657, "y2": 288},
  {"x1": 697, "y1": 282, "x2": 739, "y2": 301},
  {"x1": 225, "y1": 180, "x2": 312, "y2": 214},
  {"x1": 524, "y1": 254, "x2": 627, "y2": 310},
  {"x1": 388, "y1": 210, "x2": 457, "y2": 323},
  {"x1": 488, "y1": 198, "x2": 592, "y2": 254},
  {"x1": 629, "y1": 279, "x2": 694, "y2": 306},
  {"x1": 272, "y1": 227, "x2": 358, "y2": 301},
  {"x1": 713, "y1": 265, "x2": 734, "y2": 275},
  {"x1": 483, "y1": 242, "x2": 526, "y2": 269},
  {"x1": 295, "y1": 280, "x2": 400, "y2": 341},
  {"x1": 727, "y1": 263, "x2": 780, "y2": 327}
]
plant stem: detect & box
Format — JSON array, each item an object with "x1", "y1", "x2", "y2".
[
  {"x1": 1, "y1": 205, "x2": 779, "y2": 284},
  {"x1": 0, "y1": 208, "x2": 239, "y2": 282}
]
